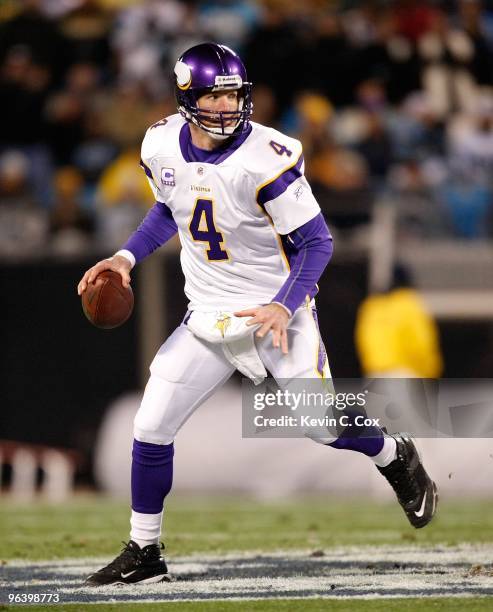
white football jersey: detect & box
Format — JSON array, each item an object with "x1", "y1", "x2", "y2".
[{"x1": 140, "y1": 114, "x2": 320, "y2": 311}]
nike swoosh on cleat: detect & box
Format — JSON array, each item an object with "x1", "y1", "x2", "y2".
[
  {"x1": 121, "y1": 570, "x2": 137, "y2": 579},
  {"x1": 414, "y1": 492, "x2": 427, "y2": 517}
]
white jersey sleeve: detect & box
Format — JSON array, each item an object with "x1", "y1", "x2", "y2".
[
  {"x1": 140, "y1": 115, "x2": 183, "y2": 203},
  {"x1": 245, "y1": 123, "x2": 321, "y2": 235}
]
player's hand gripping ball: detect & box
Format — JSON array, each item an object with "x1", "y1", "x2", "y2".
[{"x1": 81, "y1": 270, "x2": 134, "y2": 329}]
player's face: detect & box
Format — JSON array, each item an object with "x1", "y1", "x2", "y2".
[{"x1": 196, "y1": 90, "x2": 239, "y2": 127}]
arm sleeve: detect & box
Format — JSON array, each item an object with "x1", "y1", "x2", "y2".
[
  {"x1": 271, "y1": 213, "x2": 333, "y2": 315},
  {"x1": 121, "y1": 201, "x2": 178, "y2": 264}
]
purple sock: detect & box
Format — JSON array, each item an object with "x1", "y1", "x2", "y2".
[
  {"x1": 131, "y1": 439, "x2": 174, "y2": 514},
  {"x1": 328, "y1": 410, "x2": 384, "y2": 457}
]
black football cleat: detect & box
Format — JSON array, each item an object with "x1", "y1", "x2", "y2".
[
  {"x1": 84, "y1": 540, "x2": 170, "y2": 586},
  {"x1": 377, "y1": 433, "x2": 438, "y2": 529}
]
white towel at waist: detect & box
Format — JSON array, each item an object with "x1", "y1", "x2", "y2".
[{"x1": 186, "y1": 311, "x2": 267, "y2": 385}]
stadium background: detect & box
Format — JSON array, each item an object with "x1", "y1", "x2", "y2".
[{"x1": 1, "y1": 0, "x2": 493, "y2": 502}]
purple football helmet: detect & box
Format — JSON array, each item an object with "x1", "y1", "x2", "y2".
[{"x1": 174, "y1": 43, "x2": 252, "y2": 139}]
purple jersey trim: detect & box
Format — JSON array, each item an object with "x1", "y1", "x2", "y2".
[
  {"x1": 257, "y1": 153, "x2": 304, "y2": 207},
  {"x1": 140, "y1": 159, "x2": 153, "y2": 180},
  {"x1": 272, "y1": 213, "x2": 333, "y2": 314},
  {"x1": 122, "y1": 201, "x2": 178, "y2": 263},
  {"x1": 179, "y1": 122, "x2": 252, "y2": 164}
]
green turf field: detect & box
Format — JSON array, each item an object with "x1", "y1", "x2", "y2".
[
  {"x1": 1, "y1": 495, "x2": 492, "y2": 560},
  {"x1": 1, "y1": 599, "x2": 492, "y2": 612},
  {"x1": 1, "y1": 495, "x2": 492, "y2": 610}
]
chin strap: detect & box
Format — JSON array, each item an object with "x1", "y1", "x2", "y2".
[
  {"x1": 179, "y1": 102, "x2": 243, "y2": 138},
  {"x1": 188, "y1": 114, "x2": 238, "y2": 139},
  {"x1": 205, "y1": 130, "x2": 231, "y2": 141}
]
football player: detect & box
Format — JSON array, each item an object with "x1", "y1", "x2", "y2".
[{"x1": 78, "y1": 43, "x2": 438, "y2": 586}]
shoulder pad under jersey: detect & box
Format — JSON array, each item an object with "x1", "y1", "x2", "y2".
[
  {"x1": 141, "y1": 114, "x2": 185, "y2": 164},
  {"x1": 241, "y1": 122, "x2": 304, "y2": 189}
]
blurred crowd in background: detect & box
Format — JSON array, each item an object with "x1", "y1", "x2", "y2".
[{"x1": 1, "y1": 0, "x2": 493, "y2": 256}]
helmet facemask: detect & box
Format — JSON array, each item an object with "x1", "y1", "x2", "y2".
[{"x1": 178, "y1": 84, "x2": 252, "y2": 140}]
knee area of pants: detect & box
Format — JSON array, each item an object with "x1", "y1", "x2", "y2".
[
  {"x1": 133, "y1": 427, "x2": 175, "y2": 446},
  {"x1": 133, "y1": 412, "x2": 175, "y2": 444}
]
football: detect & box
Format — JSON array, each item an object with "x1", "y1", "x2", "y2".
[{"x1": 81, "y1": 270, "x2": 134, "y2": 329}]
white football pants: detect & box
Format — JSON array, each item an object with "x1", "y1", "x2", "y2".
[{"x1": 133, "y1": 303, "x2": 331, "y2": 445}]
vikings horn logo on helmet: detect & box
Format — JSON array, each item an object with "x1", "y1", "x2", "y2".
[{"x1": 174, "y1": 61, "x2": 192, "y2": 90}]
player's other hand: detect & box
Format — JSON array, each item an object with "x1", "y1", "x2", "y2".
[
  {"x1": 234, "y1": 303, "x2": 290, "y2": 354},
  {"x1": 77, "y1": 255, "x2": 132, "y2": 295}
]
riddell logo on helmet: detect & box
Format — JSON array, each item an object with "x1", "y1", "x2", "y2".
[{"x1": 213, "y1": 75, "x2": 242, "y2": 90}]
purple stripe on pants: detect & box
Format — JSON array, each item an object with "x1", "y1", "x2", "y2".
[{"x1": 311, "y1": 307, "x2": 327, "y2": 377}]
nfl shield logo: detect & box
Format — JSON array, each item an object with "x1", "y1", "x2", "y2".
[{"x1": 161, "y1": 167, "x2": 175, "y2": 186}]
